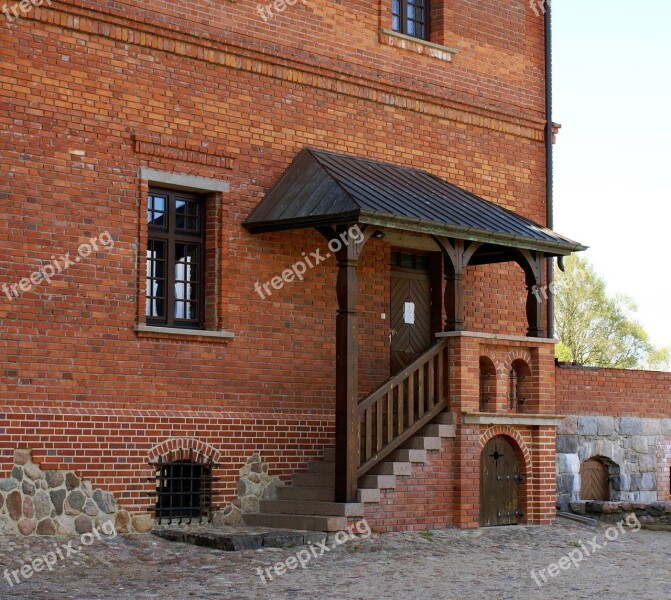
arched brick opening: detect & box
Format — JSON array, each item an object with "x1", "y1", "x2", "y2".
[
  {"x1": 479, "y1": 356, "x2": 498, "y2": 412},
  {"x1": 508, "y1": 359, "x2": 532, "y2": 413},
  {"x1": 579, "y1": 455, "x2": 620, "y2": 502},
  {"x1": 479, "y1": 427, "x2": 530, "y2": 524}
]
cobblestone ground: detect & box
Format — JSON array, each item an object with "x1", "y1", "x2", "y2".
[{"x1": 0, "y1": 519, "x2": 668, "y2": 599}]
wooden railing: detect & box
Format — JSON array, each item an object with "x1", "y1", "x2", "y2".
[{"x1": 357, "y1": 338, "x2": 449, "y2": 477}]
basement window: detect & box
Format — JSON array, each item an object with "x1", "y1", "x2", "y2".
[{"x1": 155, "y1": 456, "x2": 214, "y2": 523}]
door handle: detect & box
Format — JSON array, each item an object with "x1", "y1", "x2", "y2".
[{"x1": 389, "y1": 329, "x2": 397, "y2": 343}]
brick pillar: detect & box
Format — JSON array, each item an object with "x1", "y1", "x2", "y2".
[
  {"x1": 529, "y1": 425, "x2": 557, "y2": 524},
  {"x1": 447, "y1": 334, "x2": 481, "y2": 528}
]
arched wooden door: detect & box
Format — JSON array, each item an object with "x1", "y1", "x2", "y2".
[
  {"x1": 580, "y1": 458, "x2": 610, "y2": 501},
  {"x1": 480, "y1": 437, "x2": 524, "y2": 526}
]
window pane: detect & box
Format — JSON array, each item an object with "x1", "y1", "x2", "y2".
[
  {"x1": 175, "y1": 198, "x2": 200, "y2": 232},
  {"x1": 146, "y1": 240, "x2": 166, "y2": 318},
  {"x1": 174, "y1": 243, "x2": 199, "y2": 321},
  {"x1": 148, "y1": 195, "x2": 167, "y2": 227}
]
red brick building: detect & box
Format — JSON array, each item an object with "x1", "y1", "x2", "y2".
[{"x1": 1, "y1": 0, "x2": 668, "y2": 536}]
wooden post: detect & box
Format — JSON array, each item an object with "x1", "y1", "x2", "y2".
[
  {"x1": 319, "y1": 225, "x2": 372, "y2": 503},
  {"x1": 516, "y1": 249, "x2": 547, "y2": 338}
]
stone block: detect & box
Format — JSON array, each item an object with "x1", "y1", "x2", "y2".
[
  {"x1": 577, "y1": 416, "x2": 598, "y2": 436},
  {"x1": 131, "y1": 514, "x2": 154, "y2": 533},
  {"x1": 92, "y1": 490, "x2": 117, "y2": 514},
  {"x1": 18, "y1": 518, "x2": 36, "y2": 536},
  {"x1": 631, "y1": 436, "x2": 649, "y2": 453},
  {"x1": 65, "y1": 472, "x2": 80, "y2": 491},
  {"x1": 45, "y1": 471, "x2": 65, "y2": 488},
  {"x1": 22, "y1": 496, "x2": 34, "y2": 519},
  {"x1": 84, "y1": 498, "x2": 99, "y2": 517},
  {"x1": 641, "y1": 419, "x2": 661, "y2": 436},
  {"x1": 13, "y1": 449, "x2": 31, "y2": 466},
  {"x1": 115, "y1": 510, "x2": 131, "y2": 534},
  {"x1": 64, "y1": 490, "x2": 86, "y2": 515},
  {"x1": 556, "y1": 436, "x2": 578, "y2": 454},
  {"x1": 596, "y1": 417, "x2": 616, "y2": 437},
  {"x1": 34, "y1": 490, "x2": 53, "y2": 520},
  {"x1": 557, "y1": 474, "x2": 579, "y2": 495},
  {"x1": 23, "y1": 462, "x2": 43, "y2": 481},
  {"x1": 619, "y1": 418, "x2": 643, "y2": 436},
  {"x1": 74, "y1": 514, "x2": 93, "y2": 534},
  {"x1": 0, "y1": 516, "x2": 16, "y2": 535},
  {"x1": 556, "y1": 453, "x2": 580, "y2": 475},
  {"x1": 56, "y1": 515, "x2": 76, "y2": 535},
  {"x1": 641, "y1": 473, "x2": 657, "y2": 491},
  {"x1": 557, "y1": 416, "x2": 578, "y2": 436},
  {"x1": 22, "y1": 481, "x2": 35, "y2": 496},
  {"x1": 7, "y1": 490, "x2": 22, "y2": 520},
  {"x1": 36, "y1": 518, "x2": 56, "y2": 535},
  {"x1": 50, "y1": 489, "x2": 66, "y2": 515},
  {"x1": 0, "y1": 479, "x2": 18, "y2": 492},
  {"x1": 638, "y1": 454, "x2": 656, "y2": 472},
  {"x1": 11, "y1": 466, "x2": 23, "y2": 482}
]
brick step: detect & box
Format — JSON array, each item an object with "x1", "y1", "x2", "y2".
[
  {"x1": 370, "y1": 461, "x2": 412, "y2": 476},
  {"x1": 358, "y1": 488, "x2": 380, "y2": 503},
  {"x1": 292, "y1": 473, "x2": 335, "y2": 487},
  {"x1": 403, "y1": 436, "x2": 441, "y2": 451},
  {"x1": 259, "y1": 499, "x2": 364, "y2": 517},
  {"x1": 277, "y1": 486, "x2": 335, "y2": 502},
  {"x1": 307, "y1": 461, "x2": 335, "y2": 474},
  {"x1": 244, "y1": 513, "x2": 347, "y2": 532},
  {"x1": 359, "y1": 474, "x2": 396, "y2": 490},
  {"x1": 421, "y1": 423, "x2": 456, "y2": 438},
  {"x1": 435, "y1": 412, "x2": 456, "y2": 425},
  {"x1": 390, "y1": 448, "x2": 427, "y2": 463}
]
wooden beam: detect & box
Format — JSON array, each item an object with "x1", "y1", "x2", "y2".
[{"x1": 515, "y1": 249, "x2": 547, "y2": 338}]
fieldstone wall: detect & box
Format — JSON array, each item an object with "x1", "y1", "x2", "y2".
[
  {"x1": 557, "y1": 416, "x2": 671, "y2": 511},
  {"x1": 0, "y1": 449, "x2": 154, "y2": 535},
  {"x1": 212, "y1": 453, "x2": 284, "y2": 527},
  {"x1": 571, "y1": 500, "x2": 671, "y2": 531}
]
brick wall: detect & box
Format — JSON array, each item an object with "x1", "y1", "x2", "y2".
[
  {"x1": 556, "y1": 366, "x2": 671, "y2": 418},
  {"x1": 0, "y1": 0, "x2": 552, "y2": 522}
]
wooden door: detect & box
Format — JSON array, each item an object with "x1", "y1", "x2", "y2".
[
  {"x1": 580, "y1": 458, "x2": 610, "y2": 501},
  {"x1": 390, "y1": 252, "x2": 433, "y2": 374},
  {"x1": 480, "y1": 437, "x2": 523, "y2": 527}
]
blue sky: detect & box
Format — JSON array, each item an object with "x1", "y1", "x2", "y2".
[{"x1": 553, "y1": 0, "x2": 671, "y2": 348}]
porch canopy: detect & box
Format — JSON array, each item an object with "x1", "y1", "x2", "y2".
[{"x1": 244, "y1": 148, "x2": 585, "y2": 502}]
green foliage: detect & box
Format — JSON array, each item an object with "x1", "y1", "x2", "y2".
[
  {"x1": 553, "y1": 255, "x2": 670, "y2": 371},
  {"x1": 418, "y1": 530, "x2": 434, "y2": 542}
]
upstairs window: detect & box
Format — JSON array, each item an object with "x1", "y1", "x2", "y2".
[
  {"x1": 392, "y1": 0, "x2": 428, "y2": 40},
  {"x1": 146, "y1": 188, "x2": 205, "y2": 329}
]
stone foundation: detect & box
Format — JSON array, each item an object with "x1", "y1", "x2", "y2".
[
  {"x1": 570, "y1": 500, "x2": 671, "y2": 530},
  {"x1": 556, "y1": 416, "x2": 671, "y2": 509},
  {"x1": 0, "y1": 449, "x2": 153, "y2": 535},
  {"x1": 213, "y1": 453, "x2": 284, "y2": 527}
]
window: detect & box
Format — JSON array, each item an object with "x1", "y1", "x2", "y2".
[
  {"x1": 146, "y1": 188, "x2": 205, "y2": 329},
  {"x1": 392, "y1": 0, "x2": 428, "y2": 40},
  {"x1": 155, "y1": 456, "x2": 214, "y2": 523},
  {"x1": 508, "y1": 360, "x2": 531, "y2": 413}
]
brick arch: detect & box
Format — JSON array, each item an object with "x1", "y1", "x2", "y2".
[
  {"x1": 479, "y1": 426, "x2": 531, "y2": 471},
  {"x1": 148, "y1": 438, "x2": 221, "y2": 465},
  {"x1": 480, "y1": 347, "x2": 502, "y2": 372},
  {"x1": 502, "y1": 349, "x2": 534, "y2": 374}
]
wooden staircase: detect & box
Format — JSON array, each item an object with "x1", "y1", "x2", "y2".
[
  {"x1": 245, "y1": 413, "x2": 456, "y2": 531},
  {"x1": 245, "y1": 340, "x2": 453, "y2": 532}
]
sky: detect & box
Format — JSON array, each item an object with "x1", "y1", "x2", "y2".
[{"x1": 552, "y1": 0, "x2": 671, "y2": 348}]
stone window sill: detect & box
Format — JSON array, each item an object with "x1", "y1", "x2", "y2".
[
  {"x1": 134, "y1": 324, "x2": 234, "y2": 343},
  {"x1": 379, "y1": 29, "x2": 458, "y2": 62}
]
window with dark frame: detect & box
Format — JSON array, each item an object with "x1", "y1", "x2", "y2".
[
  {"x1": 146, "y1": 189, "x2": 205, "y2": 329},
  {"x1": 392, "y1": 0, "x2": 428, "y2": 40}
]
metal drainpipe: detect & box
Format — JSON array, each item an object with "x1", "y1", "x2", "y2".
[{"x1": 545, "y1": 2, "x2": 554, "y2": 338}]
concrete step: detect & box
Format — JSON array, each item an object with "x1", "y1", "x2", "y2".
[
  {"x1": 403, "y1": 436, "x2": 441, "y2": 451},
  {"x1": 277, "y1": 486, "x2": 334, "y2": 502},
  {"x1": 370, "y1": 461, "x2": 412, "y2": 476},
  {"x1": 359, "y1": 474, "x2": 396, "y2": 490},
  {"x1": 435, "y1": 412, "x2": 456, "y2": 425},
  {"x1": 292, "y1": 473, "x2": 334, "y2": 488},
  {"x1": 322, "y1": 448, "x2": 335, "y2": 462},
  {"x1": 421, "y1": 423, "x2": 456, "y2": 438},
  {"x1": 390, "y1": 448, "x2": 428, "y2": 463},
  {"x1": 307, "y1": 461, "x2": 335, "y2": 474},
  {"x1": 260, "y1": 500, "x2": 364, "y2": 518},
  {"x1": 244, "y1": 513, "x2": 347, "y2": 532},
  {"x1": 357, "y1": 488, "x2": 380, "y2": 503}
]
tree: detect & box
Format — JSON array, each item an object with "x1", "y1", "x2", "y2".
[{"x1": 553, "y1": 255, "x2": 670, "y2": 371}]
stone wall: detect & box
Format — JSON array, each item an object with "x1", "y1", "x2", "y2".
[
  {"x1": 571, "y1": 500, "x2": 671, "y2": 531},
  {"x1": 557, "y1": 416, "x2": 671, "y2": 511},
  {"x1": 0, "y1": 450, "x2": 153, "y2": 536}
]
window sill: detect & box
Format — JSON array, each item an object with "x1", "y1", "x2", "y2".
[
  {"x1": 379, "y1": 29, "x2": 458, "y2": 62},
  {"x1": 134, "y1": 324, "x2": 234, "y2": 343}
]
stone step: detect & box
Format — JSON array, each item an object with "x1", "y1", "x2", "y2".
[
  {"x1": 370, "y1": 461, "x2": 412, "y2": 476},
  {"x1": 390, "y1": 448, "x2": 428, "y2": 463},
  {"x1": 421, "y1": 423, "x2": 456, "y2": 438},
  {"x1": 322, "y1": 448, "x2": 336, "y2": 462},
  {"x1": 277, "y1": 486, "x2": 335, "y2": 502},
  {"x1": 260, "y1": 500, "x2": 364, "y2": 518},
  {"x1": 292, "y1": 473, "x2": 335, "y2": 488},
  {"x1": 359, "y1": 474, "x2": 396, "y2": 490},
  {"x1": 357, "y1": 488, "x2": 380, "y2": 503},
  {"x1": 244, "y1": 513, "x2": 348, "y2": 532},
  {"x1": 435, "y1": 412, "x2": 456, "y2": 425},
  {"x1": 403, "y1": 436, "x2": 441, "y2": 451},
  {"x1": 307, "y1": 461, "x2": 335, "y2": 474}
]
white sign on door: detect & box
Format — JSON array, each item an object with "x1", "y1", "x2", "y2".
[{"x1": 404, "y1": 302, "x2": 415, "y2": 325}]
